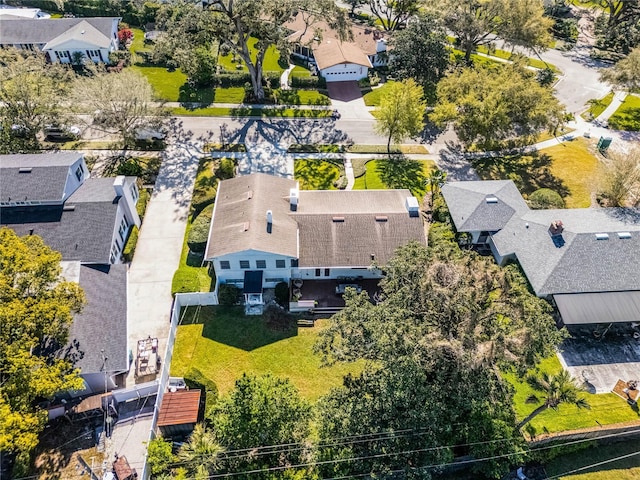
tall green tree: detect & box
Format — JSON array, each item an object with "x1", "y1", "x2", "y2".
[
  {"x1": 0, "y1": 228, "x2": 85, "y2": 475},
  {"x1": 367, "y1": 0, "x2": 420, "y2": 31},
  {"x1": 388, "y1": 13, "x2": 449, "y2": 99},
  {"x1": 431, "y1": 63, "x2": 565, "y2": 150},
  {"x1": 374, "y1": 79, "x2": 426, "y2": 155},
  {"x1": 600, "y1": 48, "x2": 640, "y2": 91},
  {"x1": 0, "y1": 49, "x2": 72, "y2": 150},
  {"x1": 598, "y1": 147, "x2": 640, "y2": 207},
  {"x1": 178, "y1": 423, "x2": 224, "y2": 478},
  {"x1": 518, "y1": 370, "x2": 590, "y2": 428},
  {"x1": 205, "y1": 0, "x2": 348, "y2": 101},
  {"x1": 208, "y1": 374, "x2": 312, "y2": 477}
]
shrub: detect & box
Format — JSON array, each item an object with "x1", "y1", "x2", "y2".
[
  {"x1": 274, "y1": 282, "x2": 289, "y2": 307},
  {"x1": 146, "y1": 437, "x2": 174, "y2": 476},
  {"x1": 184, "y1": 367, "x2": 218, "y2": 413},
  {"x1": 218, "y1": 284, "x2": 240, "y2": 306},
  {"x1": 108, "y1": 50, "x2": 131, "y2": 66},
  {"x1": 528, "y1": 188, "x2": 565, "y2": 209},
  {"x1": 187, "y1": 205, "x2": 214, "y2": 253},
  {"x1": 116, "y1": 158, "x2": 143, "y2": 176},
  {"x1": 428, "y1": 221, "x2": 456, "y2": 246},
  {"x1": 181, "y1": 46, "x2": 217, "y2": 87},
  {"x1": 137, "y1": 188, "x2": 151, "y2": 220},
  {"x1": 122, "y1": 225, "x2": 139, "y2": 262},
  {"x1": 171, "y1": 268, "x2": 199, "y2": 295},
  {"x1": 217, "y1": 158, "x2": 235, "y2": 179},
  {"x1": 290, "y1": 75, "x2": 326, "y2": 89}
]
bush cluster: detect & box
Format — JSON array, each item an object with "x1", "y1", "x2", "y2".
[{"x1": 187, "y1": 205, "x2": 214, "y2": 253}]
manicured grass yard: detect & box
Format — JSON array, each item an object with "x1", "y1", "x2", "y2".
[
  {"x1": 608, "y1": 94, "x2": 640, "y2": 131},
  {"x1": 544, "y1": 439, "x2": 640, "y2": 479},
  {"x1": 363, "y1": 81, "x2": 397, "y2": 107},
  {"x1": 475, "y1": 138, "x2": 600, "y2": 209},
  {"x1": 353, "y1": 159, "x2": 435, "y2": 200},
  {"x1": 218, "y1": 38, "x2": 284, "y2": 73},
  {"x1": 131, "y1": 65, "x2": 189, "y2": 101},
  {"x1": 171, "y1": 307, "x2": 362, "y2": 400},
  {"x1": 290, "y1": 65, "x2": 312, "y2": 78},
  {"x1": 503, "y1": 355, "x2": 639, "y2": 436},
  {"x1": 582, "y1": 92, "x2": 615, "y2": 120},
  {"x1": 214, "y1": 87, "x2": 245, "y2": 103},
  {"x1": 294, "y1": 159, "x2": 344, "y2": 190}
]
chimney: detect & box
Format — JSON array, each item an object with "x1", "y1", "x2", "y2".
[
  {"x1": 266, "y1": 210, "x2": 273, "y2": 234},
  {"x1": 405, "y1": 196, "x2": 419, "y2": 217},
  {"x1": 289, "y1": 185, "x2": 299, "y2": 211},
  {"x1": 549, "y1": 220, "x2": 564, "y2": 236},
  {"x1": 113, "y1": 175, "x2": 126, "y2": 197}
]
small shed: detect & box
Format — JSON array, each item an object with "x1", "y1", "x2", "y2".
[{"x1": 157, "y1": 389, "x2": 201, "y2": 436}]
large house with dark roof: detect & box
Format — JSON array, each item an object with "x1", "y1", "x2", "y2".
[
  {"x1": 442, "y1": 180, "x2": 640, "y2": 327},
  {"x1": 0, "y1": 152, "x2": 140, "y2": 393},
  {"x1": 0, "y1": 16, "x2": 120, "y2": 64},
  {"x1": 205, "y1": 173, "x2": 424, "y2": 311}
]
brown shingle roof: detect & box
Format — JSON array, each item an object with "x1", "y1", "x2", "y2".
[
  {"x1": 313, "y1": 38, "x2": 371, "y2": 70},
  {"x1": 157, "y1": 390, "x2": 201, "y2": 427},
  {"x1": 206, "y1": 174, "x2": 298, "y2": 259}
]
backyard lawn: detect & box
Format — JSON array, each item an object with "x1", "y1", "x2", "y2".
[
  {"x1": 171, "y1": 307, "x2": 362, "y2": 400},
  {"x1": 503, "y1": 355, "x2": 639, "y2": 436},
  {"x1": 544, "y1": 439, "x2": 640, "y2": 479},
  {"x1": 294, "y1": 159, "x2": 344, "y2": 190},
  {"x1": 608, "y1": 94, "x2": 640, "y2": 131},
  {"x1": 218, "y1": 38, "x2": 284, "y2": 73},
  {"x1": 353, "y1": 159, "x2": 435, "y2": 200},
  {"x1": 474, "y1": 138, "x2": 600, "y2": 208}
]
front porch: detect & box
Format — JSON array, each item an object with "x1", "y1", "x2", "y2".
[{"x1": 290, "y1": 278, "x2": 382, "y2": 311}]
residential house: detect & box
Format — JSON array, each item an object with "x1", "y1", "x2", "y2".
[
  {"x1": 0, "y1": 152, "x2": 140, "y2": 393},
  {"x1": 204, "y1": 174, "x2": 424, "y2": 311},
  {"x1": 0, "y1": 5, "x2": 51, "y2": 19},
  {"x1": 285, "y1": 13, "x2": 387, "y2": 82},
  {"x1": 442, "y1": 180, "x2": 640, "y2": 327},
  {"x1": 0, "y1": 17, "x2": 120, "y2": 64}
]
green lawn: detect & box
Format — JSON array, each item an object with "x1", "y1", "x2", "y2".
[
  {"x1": 214, "y1": 87, "x2": 245, "y2": 103},
  {"x1": 353, "y1": 159, "x2": 435, "y2": 200},
  {"x1": 544, "y1": 439, "x2": 640, "y2": 479},
  {"x1": 130, "y1": 28, "x2": 149, "y2": 58},
  {"x1": 171, "y1": 307, "x2": 362, "y2": 400},
  {"x1": 503, "y1": 355, "x2": 639, "y2": 436},
  {"x1": 474, "y1": 138, "x2": 600, "y2": 209},
  {"x1": 290, "y1": 65, "x2": 312, "y2": 78},
  {"x1": 582, "y1": 92, "x2": 615, "y2": 120},
  {"x1": 171, "y1": 106, "x2": 332, "y2": 118},
  {"x1": 608, "y1": 94, "x2": 640, "y2": 131},
  {"x1": 475, "y1": 45, "x2": 560, "y2": 72},
  {"x1": 294, "y1": 159, "x2": 344, "y2": 190},
  {"x1": 218, "y1": 38, "x2": 284, "y2": 73},
  {"x1": 363, "y1": 81, "x2": 397, "y2": 107}
]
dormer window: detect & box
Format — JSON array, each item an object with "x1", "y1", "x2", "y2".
[{"x1": 75, "y1": 164, "x2": 84, "y2": 181}]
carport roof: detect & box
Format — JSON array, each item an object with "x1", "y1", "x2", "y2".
[{"x1": 555, "y1": 291, "x2": 640, "y2": 324}]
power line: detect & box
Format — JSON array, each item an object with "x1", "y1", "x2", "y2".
[{"x1": 542, "y1": 449, "x2": 640, "y2": 480}]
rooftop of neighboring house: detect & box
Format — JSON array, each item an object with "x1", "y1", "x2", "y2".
[
  {"x1": 0, "y1": 152, "x2": 85, "y2": 204},
  {"x1": 206, "y1": 173, "x2": 425, "y2": 267},
  {"x1": 0, "y1": 17, "x2": 119, "y2": 47},
  {"x1": 1, "y1": 176, "x2": 137, "y2": 263},
  {"x1": 285, "y1": 12, "x2": 383, "y2": 69},
  {"x1": 59, "y1": 262, "x2": 128, "y2": 374},
  {"x1": 443, "y1": 180, "x2": 640, "y2": 296}
]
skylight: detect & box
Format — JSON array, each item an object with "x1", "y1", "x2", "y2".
[
  {"x1": 595, "y1": 233, "x2": 609, "y2": 240},
  {"x1": 618, "y1": 232, "x2": 632, "y2": 239},
  {"x1": 486, "y1": 196, "x2": 498, "y2": 204}
]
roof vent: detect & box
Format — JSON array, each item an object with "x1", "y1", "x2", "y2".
[
  {"x1": 332, "y1": 216, "x2": 345, "y2": 222},
  {"x1": 486, "y1": 196, "x2": 498, "y2": 204},
  {"x1": 266, "y1": 210, "x2": 273, "y2": 224},
  {"x1": 375, "y1": 215, "x2": 388, "y2": 222},
  {"x1": 63, "y1": 205, "x2": 76, "y2": 211},
  {"x1": 549, "y1": 220, "x2": 564, "y2": 236},
  {"x1": 247, "y1": 190, "x2": 253, "y2": 200},
  {"x1": 595, "y1": 233, "x2": 609, "y2": 240},
  {"x1": 242, "y1": 222, "x2": 250, "y2": 232},
  {"x1": 18, "y1": 167, "x2": 32, "y2": 173},
  {"x1": 289, "y1": 186, "x2": 299, "y2": 211},
  {"x1": 618, "y1": 232, "x2": 632, "y2": 239}
]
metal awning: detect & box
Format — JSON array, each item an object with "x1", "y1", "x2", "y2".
[
  {"x1": 243, "y1": 270, "x2": 263, "y2": 294},
  {"x1": 554, "y1": 291, "x2": 640, "y2": 325}
]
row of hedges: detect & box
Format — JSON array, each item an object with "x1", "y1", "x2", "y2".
[
  {"x1": 215, "y1": 71, "x2": 281, "y2": 88},
  {"x1": 187, "y1": 204, "x2": 214, "y2": 253},
  {"x1": 290, "y1": 75, "x2": 326, "y2": 89}
]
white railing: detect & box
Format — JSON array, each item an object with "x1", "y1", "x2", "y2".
[{"x1": 140, "y1": 292, "x2": 219, "y2": 479}]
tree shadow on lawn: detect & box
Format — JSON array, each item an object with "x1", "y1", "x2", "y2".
[
  {"x1": 375, "y1": 156, "x2": 427, "y2": 197},
  {"x1": 609, "y1": 106, "x2": 640, "y2": 132},
  {"x1": 295, "y1": 159, "x2": 342, "y2": 190},
  {"x1": 473, "y1": 151, "x2": 570, "y2": 198},
  {"x1": 178, "y1": 83, "x2": 214, "y2": 107},
  {"x1": 183, "y1": 305, "x2": 298, "y2": 351}
]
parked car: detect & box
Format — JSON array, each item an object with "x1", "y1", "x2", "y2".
[
  {"x1": 135, "y1": 127, "x2": 166, "y2": 141},
  {"x1": 44, "y1": 125, "x2": 81, "y2": 141}
]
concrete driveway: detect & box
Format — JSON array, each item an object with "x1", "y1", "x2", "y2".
[{"x1": 327, "y1": 81, "x2": 374, "y2": 120}]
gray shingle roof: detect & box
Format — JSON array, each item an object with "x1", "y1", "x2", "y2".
[
  {"x1": 0, "y1": 152, "x2": 83, "y2": 203},
  {"x1": 62, "y1": 263, "x2": 128, "y2": 373},
  {"x1": 441, "y1": 180, "x2": 530, "y2": 232},
  {"x1": 296, "y1": 212, "x2": 425, "y2": 267},
  {"x1": 0, "y1": 17, "x2": 118, "y2": 46},
  {"x1": 206, "y1": 174, "x2": 299, "y2": 259},
  {"x1": 1, "y1": 178, "x2": 121, "y2": 263},
  {"x1": 492, "y1": 208, "x2": 640, "y2": 295},
  {"x1": 44, "y1": 20, "x2": 111, "y2": 49},
  {"x1": 296, "y1": 189, "x2": 415, "y2": 214}
]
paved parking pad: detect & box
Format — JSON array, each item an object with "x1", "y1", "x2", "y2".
[{"x1": 558, "y1": 335, "x2": 640, "y2": 393}]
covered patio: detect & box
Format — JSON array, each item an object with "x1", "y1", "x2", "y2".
[{"x1": 291, "y1": 278, "x2": 382, "y2": 309}]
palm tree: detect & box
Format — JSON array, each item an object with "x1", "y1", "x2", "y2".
[
  {"x1": 178, "y1": 423, "x2": 224, "y2": 475},
  {"x1": 517, "y1": 370, "x2": 590, "y2": 429}
]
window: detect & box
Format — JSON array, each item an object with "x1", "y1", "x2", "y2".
[
  {"x1": 118, "y1": 218, "x2": 129, "y2": 242},
  {"x1": 239, "y1": 260, "x2": 250, "y2": 269},
  {"x1": 220, "y1": 261, "x2": 230, "y2": 269},
  {"x1": 265, "y1": 278, "x2": 285, "y2": 283},
  {"x1": 130, "y1": 183, "x2": 138, "y2": 202},
  {"x1": 291, "y1": 259, "x2": 298, "y2": 267},
  {"x1": 75, "y1": 164, "x2": 84, "y2": 181},
  {"x1": 276, "y1": 259, "x2": 286, "y2": 268},
  {"x1": 324, "y1": 268, "x2": 330, "y2": 277},
  {"x1": 315, "y1": 268, "x2": 321, "y2": 277},
  {"x1": 256, "y1": 260, "x2": 266, "y2": 269}
]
